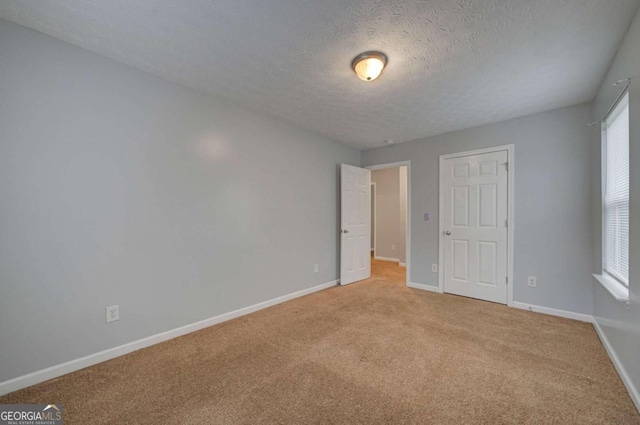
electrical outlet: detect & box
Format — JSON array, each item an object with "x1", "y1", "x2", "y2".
[
  {"x1": 314, "y1": 264, "x2": 319, "y2": 273},
  {"x1": 391, "y1": 245, "x2": 396, "y2": 250},
  {"x1": 106, "y1": 305, "x2": 119, "y2": 323},
  {"x1": 432, "y1": 264, "x2": 438, "y2": 273},
  {"x1": 527, "y1": 276, "x2": 537, "y2": 287}
]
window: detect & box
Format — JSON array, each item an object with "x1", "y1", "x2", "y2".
[{"x1": 602, "y1": 92, "x2": 629, "y2": 287}]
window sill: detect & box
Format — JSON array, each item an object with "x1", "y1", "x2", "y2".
[{"x1": 593, "y1": 274, "x2": 630, "y2": 308}]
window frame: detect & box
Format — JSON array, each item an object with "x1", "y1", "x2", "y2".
[{"x1": 601, "y1": 90, "x2": 630, "y2": 288}]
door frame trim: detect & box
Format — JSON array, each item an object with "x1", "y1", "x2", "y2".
[
  {"x1": 371, "y1": 181, "x2": 377, "y2": 256},
  {"x1": 365, "y1": 161, "x2": 411, "y2": 287},
  {"x1": 438, "y1": 145, "x2": 514, "y2": 306}
]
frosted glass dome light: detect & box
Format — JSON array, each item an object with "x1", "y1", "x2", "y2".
[{"x1": 352, "y1": 51, "x2": 388, "y2": 82}]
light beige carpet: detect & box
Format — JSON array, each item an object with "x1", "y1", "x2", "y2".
[{"x1": 1, "y1": 260, "x2": 638, "y2": 424}]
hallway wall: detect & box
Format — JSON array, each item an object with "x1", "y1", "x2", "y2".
[{"x1": 371, "y1": 167, "x2": 407, "y2": 264}]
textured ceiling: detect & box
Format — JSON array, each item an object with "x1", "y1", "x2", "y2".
[{"x1": 1, "y1": 0, "x2": 638, "y2": 149}]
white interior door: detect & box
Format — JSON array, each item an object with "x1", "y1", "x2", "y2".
[
  {"x1": 340, "y1": 164, "x2": 371, "y2": 285},
  {"x1": 442, "y1": 150, "x2": 508, "y2": 304}
]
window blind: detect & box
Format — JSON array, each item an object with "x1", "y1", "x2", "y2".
[{"x1": 604, "y1": 92, "x2": 629, "y2": 286}]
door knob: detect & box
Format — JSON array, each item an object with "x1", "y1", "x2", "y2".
[
  {"x1": 342, "y1": 229, "x2": 349, "y2": 234},
  {"x1": 444, "y1": 230, "x2": 451, "y2": 235}
]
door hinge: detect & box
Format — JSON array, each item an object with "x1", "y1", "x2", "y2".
[
  {"x1": 503, "y1": 162, "x2": 509, "y2": 172},
  {"x1": 506, "y1": 276, "x2": 508, "y2": 285},
  {"x1": 505, "y1": 219, "x2": 508, "y2": 228}
]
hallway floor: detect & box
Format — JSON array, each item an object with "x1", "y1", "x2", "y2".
[{"x1": 371, "y1": 257, "x2": 406, "y2": 285}]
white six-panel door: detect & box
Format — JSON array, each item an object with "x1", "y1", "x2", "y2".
[
  {"x1": 442, "y1": 151, "x2": 508, "y2": 304},
  {"x1": 340, "y1": 164, "x2": 371, "y2": 285}
]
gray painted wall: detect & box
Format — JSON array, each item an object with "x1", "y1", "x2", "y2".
[
  {"x1": 363, "y1": 103, "x2": 594, "y2": 314},
  {"x1": 0, "y1": 19, "x2": 360, "y2": 383},
  {"x1": 590, "y1": 7, "x2": 640, "y2": 404}
]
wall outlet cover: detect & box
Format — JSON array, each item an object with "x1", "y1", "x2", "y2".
[
  {"x1": 431, "y1": 264, "x2": 438, "y2": 273},
  {"x1": 106, "y1": 305, "x2": 119, "y2": 323},
  {"x1": 527, "y1": 276, "x2": 537, "y2": 287}
]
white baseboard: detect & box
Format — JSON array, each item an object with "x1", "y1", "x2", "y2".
[
  {"x1": 374, "y1": 256, "x2": 399, "y2": 262},
  {"x1": 399, "y1": 262, "x2": 406, "y2": 267},
  {"x1": 511, "y1": 301, "x2": 593, "y2": 323},
  {"x1": 593, "y1": 320, "x2": 640, "y2": 413},
  {"x1": 408, "y1": 282, "x2": 440, "y2": 293},
  {"x1": 0, "y1": 280, "x2": 338, "y2": 397}
]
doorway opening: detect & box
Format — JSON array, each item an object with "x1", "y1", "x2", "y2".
[{"x1": 367, "y1": 162, "x2": 410, "y2": 286}]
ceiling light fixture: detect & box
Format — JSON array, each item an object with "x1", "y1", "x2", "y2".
[{"x1": 351, "y1": 51, "x2": 387, "y2": 82}]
